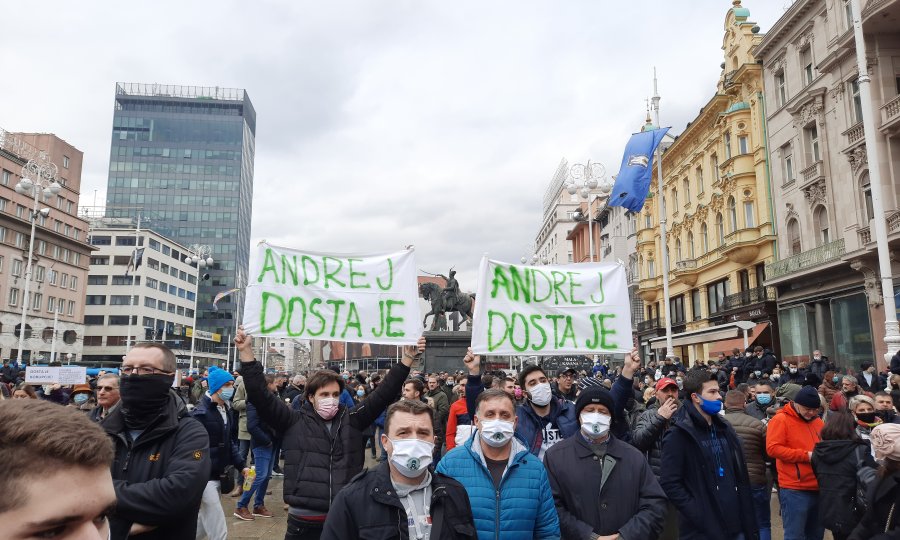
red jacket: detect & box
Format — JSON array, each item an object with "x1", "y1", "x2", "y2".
[
  {"x1": 766, "y1": 403, "x2": 823, "y2": 491},
  {"x1": 445, "y1": 397, "x2": 470, "y2": 450}
]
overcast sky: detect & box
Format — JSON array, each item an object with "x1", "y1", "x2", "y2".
[{"x1": 2, "y1": 1, "x2": 787, "y2": 289}]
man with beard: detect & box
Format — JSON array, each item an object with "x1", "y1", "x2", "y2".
[{"x1": 101, "y1": 343, "x2": 210, "y2": 540}]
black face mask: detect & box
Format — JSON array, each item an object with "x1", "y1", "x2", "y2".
[
  {"x1": 857, "y1": 412, "x2": 878, "y2": 425},
  {"x1": 876, "y1": 410, "x2": 896, "y2": 423},
  {"x1": 120, "y1": 374, "x2": 174, "y2": 430}
]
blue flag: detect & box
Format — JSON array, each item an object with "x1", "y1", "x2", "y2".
[{"x1": 608, "y1": 127, "x2": 670, "y2": 213}]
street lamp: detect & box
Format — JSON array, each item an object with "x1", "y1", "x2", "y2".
[
  {"x1": 566, "y1": 161, "x2": 611, "y2": 263},
  {"x1": 184, "y1": 245, "x2": 213, "y2": 373},
  {"x1": 14, "y1": 152, "x2": 62, "y2": 365}
]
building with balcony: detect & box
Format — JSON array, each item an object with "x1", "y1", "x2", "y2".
[
  {"x1": 755, "y1": 0, "x2": 900, "y2": 370},
  {"x1": 635, "y1": 2, "x2": 778, "y2": 364},
  {"x1": 0, "y1": 129, "x2": 93, "y2": 363}
]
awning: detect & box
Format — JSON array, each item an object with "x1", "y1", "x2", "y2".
[
  {"x1": 645, "y1": 321, "x2": 769, "y2": 350},
  {"x1": 707, "y1": 322, "x2": 769, "y2": 355}
]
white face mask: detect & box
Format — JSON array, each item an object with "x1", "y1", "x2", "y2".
[
  {"x1": 580, "y1": 412, "x2": 611, "y2": 439},
  {"x1": 388, "y1": 438, "x2": 434, "y2": 478},
  {"x1": 528, "y1": 382, "x2": 553, "y2": 406},
  {"x1": 479, "y1": 419, "x2": 515, "y2": 448}
]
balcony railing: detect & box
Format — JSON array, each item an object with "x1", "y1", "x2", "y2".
[
  {"x1": 765, "y1": 238, "x2": 846, "y2": 280},
  {"x1": 637, "y1": 317, "x2": 665, "y2": 332},
  {"x1": 799, "y1": 160, "x2": 825, "y2": 186},
  {"x1": 722, "y1": 286, "x2": 776, "y2": 310},
  {"x1": 843, "y1": 122, "x2": 865, "y2": 145},
  {"x1": 674, "y1": 259, "x2": 697, "y2": 272},
  {"x1": 882, "y1": 94, "x2": 900, "y2": 128},
  {"x1": 859, "y1": 227, "x2": 872, "y2": 245}
]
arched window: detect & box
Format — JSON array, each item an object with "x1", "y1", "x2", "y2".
[
  {"x1": 672, "y1": 188, "x2": 679, "y2": 210},
  {"x1": 787, "y1": 219, "x2": 801, "y2": 255},
  {"x1": 814, "y1": 206, "x2": 830, "y2": 245},
  {"x1": 716, "y1": 213, "x2": 725, "y2": 246},
  {"x1": 861, "y1": 174, "x2": 874, "y2": 221},
  {"x1": 728, "y1": 196, "x2": 737, "y2": 231},
  {"x1": 701, "y1": 223, "x2": 709, "y2": 253},
  {"x1": 675, "y1": 238, "x2": 682, "y2": 261},
  {"x1": 687, "y1": 231, "x2": 695, "y2": 259},
  {"x1": 683, "y1": 179, "x2": 691, "y2": 205}
]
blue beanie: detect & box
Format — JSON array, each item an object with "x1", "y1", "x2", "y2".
[{"x1": 207, "y1": 366, "x2": 234, "y2": 395}]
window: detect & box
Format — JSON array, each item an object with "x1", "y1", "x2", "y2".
[
  {"x1": 683, "y1": 179, "x2": 690, "y2": 204},
  {"x1": 8, "y1": 288, "x2": 19, "y2": 306},
  {"x1": 113, "y1": 256, "x2": 131, "y2": 265},
  {"x1": 672, "y1": 188, "x2": 678, "y2": 210},
  {"x1": 739, "y1": 270, "x2": 751, "y2": 292},
  {"x1": 145, "y1": 297, "x2": 157, "y2": 308},
  {"x1": 85, "y1": 295, "x2": 106, "y2": 305},
  {"x1": 850, "y1": 78, "x2": 863, "y2": 123},
  {"x1": 115, "y1": 236, "x2": 136, "y2": 246},
  {"x1": 675, "y1": 238, "x2": 682, "y2": 261},
  {"x1": 670, "y1": 295, "x2": 686, "y2": 325},
  {"x1": 70, "y1": 276, "x2": 77, "y2": 291},
  {"x1": 738, "y1": 136, "x2": 749, "y2": 154},
  {"x1": 861, "y1": 174, "x2": 875, "y2": 221},
  {"x1": 32, "y1": 293, "x2": 42, "y2": 311},
  {"x1": 716, "y1": 213, "x2": 725, "y2": 246},
  {"x1": 744, "y1": 201, "x2": 756, "y2": 228},
  {"x1": 83, "y1": 336, "x2": 103, "y2": 347},
  {"x1": 644, "y1": 212, "x2": 652, "y2": 229},
  {"x1": 844, "y1": 0, "x2": 853, "y2": 30},
  {"x1": 648, "y1": 259, "x2": 656, "y2": 277},
  {"x1": 63, "y1": 155, "x2": 70, "y2": 169},
  {"x1": 728, "y1": 197, "x2": 738, "y2": 232},
  {"x1": 800, "y1": 47, "x2": 814, "y2": 85},
  {"x1": 696, "y1": 166, "x2": 704, "y2": 194},
  {"x1": 775, "y1": 71, "x2": 787, "y2": 107},
  {"x1": 711, "y1": 154, "x2": 720, "y2": 182},
  {"x1": 84, "y1": 315, "x2": 104, "y2": 325},
  {"x1": 107, "y1": 336, "x2": 127, "y2": 346},
  {"x1": 91, "y1": 235, "x2": 112, "y2": 246},
  {"x1": 90, "y1": 256, "x2": 109, "y2": 265},
  {"x1": 814, "y1": 206, "x2": 830, "y2": 245},
  {"x1": 111, "y1": 275, "x2": 135, "y2": 286},
  {"x1": 14, "y1": 232, "x2": 25, "y2": 248},
  {"x1": 158, "y1": 301, "x2": 167, "y2": 312},
  {"x1": 782, "y1": 144, "x2": 795, "y2": 184},
  {"x1": 724, "y1": 131, "x2": 732, "y2": 159},
  {"x1": 16, "y1": 205, "x2": 25, "y2": 218},
  {"x1": 687, "y1": 231, "x2": 695, "y2": 259},
  {"x1": 34, "y1": 265, "x2": 45, "y2": 282},
  {"x1": 787, "y1": 219, "x2": 802, "y2": 255},
  {"x1": 692, "y1": 289, "x2": 703, "y2": 321},
  {"x1": 11, "y1": 259, "x2": 22, "y2": 276},
  {"x1": 60, "y1": 274, "x2": 68, "y2": 288},
  {"x1": 0, "y1": 226, "x2": 5, "y2": 243},
  {"x1": 109, "y1": 316, "x2": 133, "y2": 326},
  {"x1": 87, "y1": 275, "x2": 108, "y2": 285},
  {"x1": 707, "y1": 279, "x2": 730, "y2": 314},
  {"x1": 67, "y1": 301, "x2": 74, "y2": 316},
  {"x1": 1, "y1": 169, "x2": 10, "y2": 186},
  {"x1": 47, "y1": 297, "x2": 55, "y2": 313},
  {"x1": 805, "y1": 124, "x2": 820, "y2": 162},
  {"x1": 149, "y1": 238, "x2": 161, "y2": 251},
  {"x1": 701, "y1": 223, "x2": 709, "y2": 253}
]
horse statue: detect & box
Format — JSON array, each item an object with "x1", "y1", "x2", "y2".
[{"x1": 419, "y1": 281, "x2": 475, "y2": 331}]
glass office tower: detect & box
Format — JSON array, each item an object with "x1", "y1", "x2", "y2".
[{"x1": 106, "y1": 83, "x2": 255, "y2": 352}]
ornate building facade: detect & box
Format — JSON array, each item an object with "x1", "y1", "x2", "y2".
[
  {"x1": 755, "y1": 0, "x2": 900, "y2": 369},
  {"x1": 635, "y1": 2, "x2": 778, "y2": 364}
]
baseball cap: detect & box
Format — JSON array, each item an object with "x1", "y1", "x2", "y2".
[
  {"x1": 655, "y1": 377, "x2": 678, "y2": 391},
  {"x1": 556, "y1": 367, "x2": 577, "y2": 378}
]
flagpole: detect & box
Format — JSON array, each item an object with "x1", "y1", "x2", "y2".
[
  {"x1": 125, "y1": 212, "x2": 141, "y2": 353},
  {"x1": 651, "y1": 68, "x2": 675, "y2": 360}
]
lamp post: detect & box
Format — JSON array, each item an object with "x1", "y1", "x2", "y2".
[
  {"x1": 184, "y1": 245, "x2": 213, "y2": 373},
  {"x1": 14, "y1": 152, "x2": 62, "y2": 364},
  {"x1": 566, "y1": 161, "x2": 611, "y2": 262}
]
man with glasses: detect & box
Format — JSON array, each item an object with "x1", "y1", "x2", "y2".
[
  {"x1": 101, "y1": 342, "x2": 210, "y2": 540},
  {"x1": 552, "y1": 368, "x2": 578, "y2": 403},
  {"x1": 90, "y1": 373, "x2": 121, "y2": 422}
]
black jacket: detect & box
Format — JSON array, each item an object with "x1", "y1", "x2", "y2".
[
  {"x1": 242, "y1": 358, "x2": 409, "y2": 513},
  {"x1": 0, "y1": 364, "x2": 16, "y2": 383},
  {"x1": 759, "y1": 351, "x2": 778, "y2": 374},
  {"x1": 630, "y1": 402, "x2": 670, "y2": 477},
  {"x1": 659, "y1": 403, "x2": 759, "y2": 540},
  {"x1": 284, "y1": 384, "x2": 305, "y2": 404},
  {"x1": 190, "y1": 394, "x2": 245, "y2": 479},
  {"x1": 859, "y1": 371, "x2": 880, "y2": 394},
  {"x1": 321, "y1": 462, "x2": 476, "y2": 539},
  {"x1": 545, "y1": 434, "x2": 667, "y2": 539},
  {"x1": 891, "y1": 351, "x2": 900, "y2": 376},
  {"x1": 247, "y1": 399, "x2": 280, "y2": 448},
  {"x1": 102, "y1": 391, "x2": 210, "y2": 540},
  {"x1": 812, "y1": 439, "x2": 877, "y2": 536},
  {"x1": 849, "y1": 470, "x2": 900, "y2": 539}
]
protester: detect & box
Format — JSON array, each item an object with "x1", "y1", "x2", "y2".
[
  {"x1": 101, "y1": 342, "x2": 210, "y2": 540},
  {"x1": 404, "y1": 378, "x2": 425, "y2": 402},
  {"x1": 437, "y1": 388, "x2": 560, "y2": 539},
  {"x1": 849, "y1": 394, "x2": 883, "y2": 446},
  {"x1": 236, "y1": 327, "x2": 426, "y2": 540},
  {"x1": 322, "y1": 399, "x2": 476, "y2": 539},
  {"x1": 723, "y1": 390, "x2": 771, "y2": 540},
  {"x1": 1, "y1": 399, "x2": 117, "y2": 540},
  {"x1": 745, "y1": 380, "x2": 775, "y2": 423},
  {"x1": 660, "y1": 370, "x2": 759, "y2": 539},
  {"x1": 90, "y1": 373, "x2": 120, "y2": 422},
  {"x1": 189, "y1": 366, "x2": 248, "y2": 537},
  {"x1": 446, "y1": 383, "x2": 473, "y2": 450},
  {"x1": 831, "y1": 375, "x2": 860, "y2": 411},
  {"x1": 632, "y1": 377, "x2": 679, "y2": 476},
  {"x1": 0, "y1": 358, "x2": 17, "y2": 384},
  {"x1": 766, "y1": 385, "x2": 825, "y2": 540},
  {"x1": 426, "y1": 374, "x2": 450, "y2": 464},
  {"x1": 13, "y1": 382, "x2": 37, "y2": 399},
  {"x1": 819, "y1": 371, "x2": 840, "y2": 405},
  {"x1": 69, "y1": 383, "x2": 95, "y2": 411},
  {"x1": 545, "y1": 386, "x2": 666, "y2": 539},
  {"x1": 551, "y1": 367, "x2": 578, "y2": 403},
  {"x1": 235, "y1": 374, "x2": 282, "y2": 521},
  {"x1": 857, "y1": 361, "x2": 879, "y2": 394},
  {"x1": 284, "y1": 374, "x2": 306, "y2": 404},
  {"x1": 230, "y1": 374, "x2": 253, "y2": 498},
  {"x1": 848, "y1": 423, "x2": 900, "y2": 538},
  {"x1": 874, "y1": 391, "x2": 897, "y2": 423}
]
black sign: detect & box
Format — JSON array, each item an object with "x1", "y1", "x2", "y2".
[{"x1": 540, "y1": 355, "x2": 593, "y2": 373}]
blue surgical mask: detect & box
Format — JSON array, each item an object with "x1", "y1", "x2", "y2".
[
  {"x1": 356, "y1": 389, "x2": 365, "y2": 397},
  {"x1": 756, "y1": 394, "x2": 773, "y2": 405},
  {"x1": 833, "y1": 376, "x2": 840, "y2": 384},
  {"x1": 219, "y1": 387, "x2": 235, "y2": 401},
  {"x1": 73, "y1": 394, "x2": 89, "y2": 405},
  {"x1": 695, "y1": 394, "x2": 723, "y2": 415}
]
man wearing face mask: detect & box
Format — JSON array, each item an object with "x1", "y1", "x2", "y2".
[
  {"x1": 236, "y1": 327, "x2": 426, "y2": 540},
  {"x1": 190, "y1": 366, "x2": 249, "y2": 537},
  {"x1": 745, "y1": 380, "x2": 775, "y2": 423},
  {"x1": 322, "y1": 399, "x2": 476, "y2": 539},
  {"x1": 545, "y1": 386, "x2": 666, "y2": 539},
  {"x1": 101, "y1": 342, "x2": 210, "y2": 540},
  {"x1": 437, "y1": 388, "x2": 560, "y2": 539},
  {"x1": 874, "y1": 391, "x2": 898, "y2": 423},
  {"x1": 660, "y1": 370, "x2": 759, "y2": 539}
]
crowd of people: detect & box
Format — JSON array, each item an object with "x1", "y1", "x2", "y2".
[{"x1": 5, "y1": 337, "x2": 900, "y2": 540}]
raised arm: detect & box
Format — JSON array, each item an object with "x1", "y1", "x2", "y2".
[
  {"x1": 349, "y1": 337, "x2": 425, "y2": 429},
  {"x1": 235, "y1": 327, "x2": 297, "y2": 435},
  {"x1": 462, "y1": 347, "x2": 485, "y2": 419}
]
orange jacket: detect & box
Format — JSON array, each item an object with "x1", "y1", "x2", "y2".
[{"x1": 765, "y1": 403, "x2": 823, "y2": 491}]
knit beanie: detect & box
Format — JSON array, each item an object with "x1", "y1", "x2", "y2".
[
  {"x1": 793, "y1": 386, "x2": 821, "y2": 409},
  {"x1": 207, "y1": 366, "x2": 234, "y2": 395},
  {"x1": 574, "y1": 386, "x2": 615, "y2": 417}
]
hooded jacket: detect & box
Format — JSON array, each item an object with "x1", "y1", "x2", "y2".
[
  {"x1": 812, "y1": 439, "x2": 877, "y2": 535},
  {"x1": 436, "y1": 436, "x2": 560, "y2": 540},
  {"x1": 660, "y1": 403, "x2": 759, "y2": 540},
  {"x1": 322, "y1": 462, "x2": 476, "y2": 540},
  {"x1": 241, "y1": 358, "x2": 409, "y2": 514},
  {"x1": 765, "y1": 402, "x2": 823, "y2": 491},
  {"x1": 102, "y1": 390, "x2": 210, "y2": 540}
]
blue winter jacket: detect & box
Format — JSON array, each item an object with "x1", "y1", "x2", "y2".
[{"x1": 436, "y1": 436, "x2": 560, "y2": 540}]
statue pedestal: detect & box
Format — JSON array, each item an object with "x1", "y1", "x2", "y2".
[{"x1": 422, "y1": 331, "x2": 471, "y2": 373}]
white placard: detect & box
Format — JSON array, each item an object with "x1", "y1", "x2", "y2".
[
  {"x1": 471, "y1": 258, "x2": 633, "y2": 355},
  {"x1": 25, "y1": 366, "x2": 58, "y2": 384},
  {"x1": 242, "y1": 243, "x2": 421, "y2": 345},
  {"x1": 58, "y1": 366, "x2": 87, "y2": 385}
]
